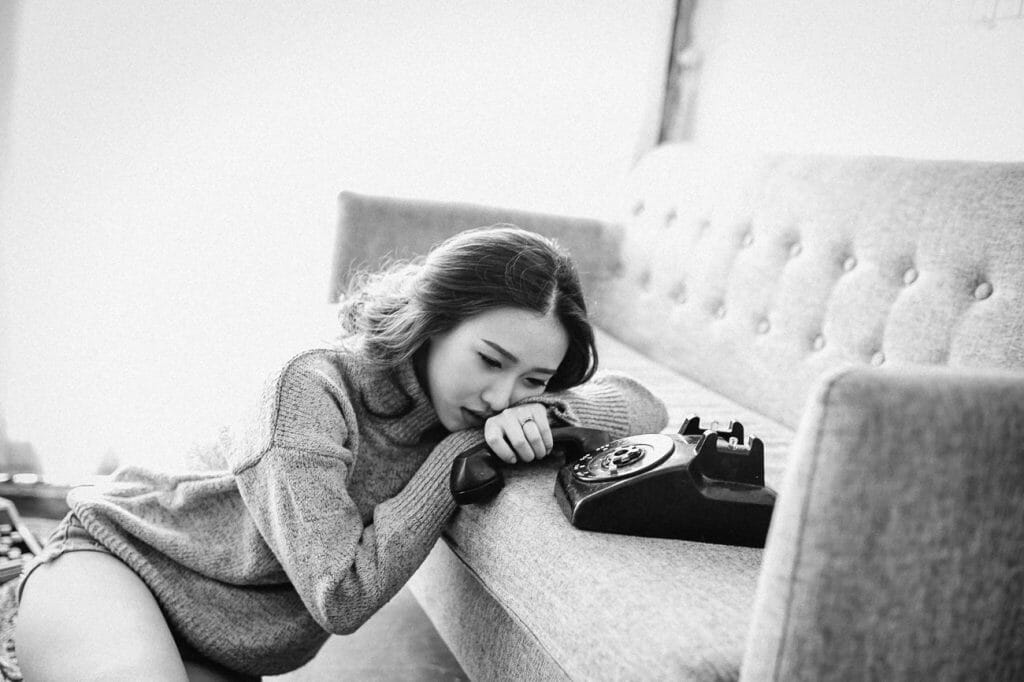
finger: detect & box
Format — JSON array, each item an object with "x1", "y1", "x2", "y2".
[
  {"x1": 516, "y1": 405, "x2": 552, "y2": 457},
  {"x1": 484, "y1": 418, "x2": 516, "y2": 464},
  {"x1": 520, "y1": 419, "x2": 547, "y2": 461},
  {"x1": 503, "y1": 422, "x2": 535, "y2": 463},
  {"x1": 532, "y1": 408, "x2": 554, "y2": 455}
]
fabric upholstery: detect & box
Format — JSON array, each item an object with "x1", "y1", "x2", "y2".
[
  {"x1": 598, "y1": 144, "x2": 1024, "y2": 428},
  {"x1": 416, "y1": 462, "x2": 763, "y2": 682},
  {"x1": 328, "y1": 191, "x2": 620, "y2": 305},
  {"x1": 589, "y1": 328, "x2": 794, "y2": 491},
  {"x1": 742, "y1": 365, "x2": 1024, "y2": 681},
  {"x1": 409, "y1": 542, "x2": 570, "y2": 682}
]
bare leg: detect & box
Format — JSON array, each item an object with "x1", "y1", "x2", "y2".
[{"x1": 16, "y1": 551, "x2": 190, "y2": 682}]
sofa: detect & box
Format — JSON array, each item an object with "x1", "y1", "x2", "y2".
[{"x1": 328, "y1": 143, "x2": 1024, "y2": 681}]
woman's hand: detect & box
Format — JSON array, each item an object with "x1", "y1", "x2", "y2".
[{"x1": 483, "y1": 404, "x2": 553, "y2": 464}]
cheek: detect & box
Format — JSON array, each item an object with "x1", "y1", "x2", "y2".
[
  {"x1": 429, "y1": 358, "x2": 477, "y2": 405},
  {"x1": 429, "y1": 367, "x2": 455, "y2": 405},
  {"x1": 449, "y1": 366, "x2": 486, "y2": 400}
]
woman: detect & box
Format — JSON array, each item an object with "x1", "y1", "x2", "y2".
[{"x1": 15, "y1": 225, "x2": 667, "y2": 680}]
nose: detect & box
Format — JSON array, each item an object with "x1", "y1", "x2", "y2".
[{"x1": 480, "y1": 375, "x2": 517, "y2": 415}]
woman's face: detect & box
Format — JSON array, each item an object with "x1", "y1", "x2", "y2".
[{"x1": 423, "y1": 306, "x2": 570, "y2": 431}]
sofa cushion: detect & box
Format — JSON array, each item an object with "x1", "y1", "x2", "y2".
[
  {"x1": 593, "y1": 328, "x2": 794, "y2": 491},
  {"x1": 592, "y1": 144, "x2": 1024, "y2": 428},
  {"x1": 409, "y1": 328, "x2": 795, "y2": 680}
]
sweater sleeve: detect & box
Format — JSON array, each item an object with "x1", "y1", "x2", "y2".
[
  {"x1": 527, "y1": 370, "x2": 669, "y2": 437},
  {"x1": 232, "y1": 356, "x2": 484, "y2": 635}
]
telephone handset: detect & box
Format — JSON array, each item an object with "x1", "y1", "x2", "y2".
[
  {"x1": 450, "y1": 415, "x2": 777, "y2": 547},
  {"x1": 449, "y1": 426, "x2": 612, "y2": 505}
]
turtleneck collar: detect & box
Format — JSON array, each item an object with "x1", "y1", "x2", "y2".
[{"x1": 351, "y1": 351, "x2": 444, "y2": 445}]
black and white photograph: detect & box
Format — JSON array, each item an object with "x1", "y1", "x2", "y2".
[{"x1": 1, "y1": 1, "x2": 1022, "y2": 680}]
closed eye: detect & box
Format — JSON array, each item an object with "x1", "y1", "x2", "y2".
[{"x1": 480, "y1": 352, "x2": 549, "y2": 388}]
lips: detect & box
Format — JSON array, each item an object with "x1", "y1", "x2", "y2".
[{"x1": 462, "y1": 407, "x2": 488, "y2": 428}]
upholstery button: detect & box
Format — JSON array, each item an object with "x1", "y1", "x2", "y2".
[
  {"x1": 669, "y1": 281, "x2": 687, "y2": 303},
  {"x1": 902, "y1": 268, "x2": 918, "y2": 285},
  {"x1": 756, "y1": 318, "x2": 771, "y2": 334},
  {"x1": 788, "y1": 242, "x2": 802, "y2": 257},
  {"x1": 974, "y1": 281, "x2": 993, "y2": 300},
  {"x1": 714, "y1": 304, "x2": 727, "y2": 319},
  {"x1": 633, "y1": 201, "x2": 645, "y2": 216},
  {"x1": 870, "y1": 351, "x2": 886, "y2": 366},
  {"x1": 741, "y1": 232, "x2": 754, "y2": 247},
  {"x1": 665, "y1": 209, "x2": 677, "y2": 225},
  {"x1": 638, "y1": 269, "x2": 652, "y2": 289},
  {"x1": 842, "y1": 256, "x2": 857, "y2": 272},
  {"x1": 812, "y1": 334, "x2": 825, "y2": 351}
]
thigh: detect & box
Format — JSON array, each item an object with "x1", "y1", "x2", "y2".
[{"x1": 17, "y1": 550, "x2": 189, "y2": 682}]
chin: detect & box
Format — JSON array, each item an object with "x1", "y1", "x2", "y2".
[
  {"x1": 439, "y1": 409, "x2": 465, "y2": 433},
  {"x1": 446, "y1": 407, "x2": 481, "y2": 432}
]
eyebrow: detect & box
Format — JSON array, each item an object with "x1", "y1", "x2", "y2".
[{"x1": 482, "y1": 339, "x2": 557, "y2": 375}]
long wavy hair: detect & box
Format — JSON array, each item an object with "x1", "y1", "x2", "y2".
[{"x1": 337, "y1": 225, "x2": 598, "y2": 392}]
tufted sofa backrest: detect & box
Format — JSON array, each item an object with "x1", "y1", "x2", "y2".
[{"x1": 589, "y1": 144, "x2": 1024, "y2": 428}]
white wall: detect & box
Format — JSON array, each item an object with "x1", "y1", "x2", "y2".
[
  {"x1": 690, "y1": 0, "x2": 1024, "y2": 161},
  {"x1": 0, "y1": 2, "x2": 19, "y2": 432},
  {"x1": 1, "y1": 1, "x2": 675, "y2": 480}
]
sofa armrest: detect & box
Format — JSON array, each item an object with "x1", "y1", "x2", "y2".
[
  {"x1": 328, "y1": 191, "x2": 621, "y2": 302},
  {"x1": 742, "y1": 365, "x2": 1024, "y2": 681}
]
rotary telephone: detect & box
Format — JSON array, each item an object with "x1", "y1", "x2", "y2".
[{"x1": 450, "y1": 415, "x2": 776, "y2": 547}]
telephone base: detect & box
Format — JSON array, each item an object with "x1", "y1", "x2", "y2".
[{"x1": 554, "y1": 425, "x2": 776, "y2": 548}]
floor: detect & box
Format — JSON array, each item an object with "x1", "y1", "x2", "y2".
[
  {"x1": 18, "y1": 513, "x2": 467, "y2": 682},
  {"x1": 267, "y1": 587, "x2": 467, "y2": 682}
]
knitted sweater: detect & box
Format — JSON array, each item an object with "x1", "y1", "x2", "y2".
[{"x1": 66, "y1": 345, "x2": 668, "y2": 676}]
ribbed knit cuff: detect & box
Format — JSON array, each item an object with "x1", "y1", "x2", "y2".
[
  {"x1": 375, "y1": 429, "x2": 485, "y2": 551},
  {"x1": 532, "y1": 378, "x2": 631, "y2": 434},
  {"x1": 524, "y1": 371, "x2": 669, "y2": 438}
]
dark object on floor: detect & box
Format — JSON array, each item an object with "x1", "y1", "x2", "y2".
[
  {"x1": 0, "y1": 579, "x2": 23, "y2": 681},
  {"x1": 0, "y1": 499, "x2": 42, "y2": 584},
  {"x1": 0, "y1": 477, "x2": 71, "y2": 520}
]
